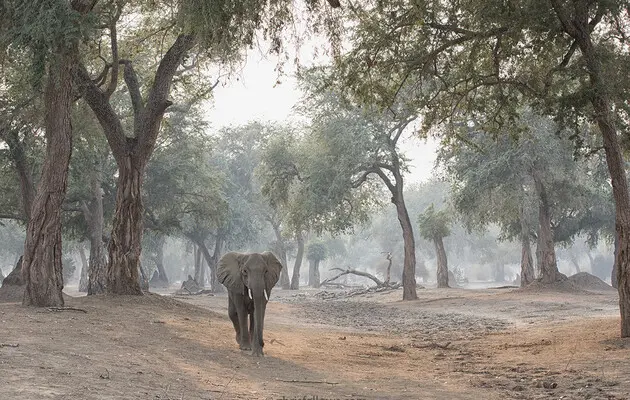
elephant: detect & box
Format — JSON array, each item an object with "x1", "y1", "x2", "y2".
[{"x1": 217, "y1": 251, "x2": 282, "y2": 357}]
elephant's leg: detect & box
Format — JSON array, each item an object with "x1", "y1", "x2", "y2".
[
  {"x1": 228, "y1": 294, "x2": 240, "y2": 346},
  {"x1": 232, "y1": 294, "x2": 251, "y2": 350}
]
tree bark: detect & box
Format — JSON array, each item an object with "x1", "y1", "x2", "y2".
[
  {"x1": 532, "y1": 169, "x2": 563, "y2": 284},
  {"x1": 612, "y1": 233, "x2": 619, "y2": 288},
  {"x1": 434, "y1": 237, "x2": 449, "y2": 288},
  {"x1": 22, "y1": 48, "x2": 75, "y2": 307},
  {"x1": 78, "y1": 244, "x2": 88, "y2": 292},
  {"x1": 290, "y1": 231, "x2": 305, "y2": 290},
  {"x1": 394, "y1": 194, "x2": 418, "y2": 299},
  {"x1": 106, "y1": 156, "x2": 144, "y2": 294}
]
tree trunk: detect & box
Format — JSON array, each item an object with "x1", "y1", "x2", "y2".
[
  {"x1": 394, "y1": 195, "x2": 418, "y2": 299},
  {"x1": 313, "y1": 260, "x2": 321, "y2": 288},
  {"x1": 519, "y1": 207, "x2": 535, "y2": 287},
  {"x1": 194, "y1": 248, "x2": 206, "y2": 288},
  {"x1": 308, "y1": 259, "x2": 315, "y2": 286},
  {"x1": 2, "y1": 256, "x2": 24, "y2": 286},
  {"x1": 290, "y1": 231, "x2": 305, "y2": 290},
  {"x1": 75, "y1": 34, "x2": 196, "y2": 296},
  {"x1": 612, "y1": 233, "x2": 619, "y2": 288},
  {"x1": 270, "y1": 219, "x2": 290, "y2": 289},
  {"x1": 308, "y1": 259, "x2": 321, "y2": 288},
  {"x1": 384, "y1": 253, "x2": 392, "y2": 283},
  {"x1": 106, "y1": 157, "x2": 144, "y2": 295},
  {"x1": 81, "y1": 167, "x2": 107, "y2": 295},
  {"x1": 569, "y1": 250, "x2": 581, "y2": 274},
  {"x1": 22, "y1": 49, "x2": 75, "y2": 307},
  {"x1": 153, "y1": 234, "x2": 168, "y2": 283},
  {"x1": 552, "y1": 0, "x2": 630, "y2": 336},
  {"x1": 78, "y1": 244, "x2": 88, "y2": 292},
  {"x1": 434, "y1": 236, "x2": 449, "y2": 288},
  {"x1": 3, "y1": 129, "x2": 35, "y2": 221},
  {"x1": 196, "y1": 236, "x2": 223, "y2": 292},
  {"x1": 532, "y1": 169, "x2": 563, "y2": 284}
]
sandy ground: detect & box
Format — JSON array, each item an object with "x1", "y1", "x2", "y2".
[{"x1": 0, "y1": 284, "x2": 629, "y2": 400}]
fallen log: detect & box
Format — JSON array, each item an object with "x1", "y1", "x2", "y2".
[{"x1": 321, "y1": 267, "x2": 384, "y2": 287}]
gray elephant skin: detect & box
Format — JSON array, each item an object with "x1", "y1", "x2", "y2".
[{"x1": 217, "y1": 251, "x2": 282, "y2": 356}]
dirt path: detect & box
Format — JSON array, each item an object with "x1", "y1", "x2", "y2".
[{"x1": 1, "y1": 287, "x2": 628, "y2": 399}]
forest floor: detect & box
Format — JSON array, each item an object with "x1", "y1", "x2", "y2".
[{"x1": 0, "y1": 280, "x2": 629, "y2": 400}]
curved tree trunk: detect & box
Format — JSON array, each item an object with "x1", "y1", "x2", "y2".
[
  {"x1": 290, "y1": 231, "x2": 304, "y2": 290},
  {"x1": 394, "y1": 194, "x2": 418, "y2": 300},
  {"x1": 107, "y1": 157, "x2": 144, "y2": 295},
  {"x1": 532, "y1": 170, "x2": 563, "y2": 284},
  {"x1": 22, "y1": 49, "x2": 75, "y2": 307},
  {"x1": 435, "y1": 237, "x2": 449, "y2": 288}
]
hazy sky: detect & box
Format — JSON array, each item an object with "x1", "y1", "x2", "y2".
[{"x1": 204, "y1": 50, "x2": 439, "y2": 184}]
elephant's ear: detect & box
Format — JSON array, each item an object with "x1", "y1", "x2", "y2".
[
  {"x1": 217, "y1": 252, "x2": 245, "y2": 293},
  {"x1": 262, "y1": 251, "x2": 283, "y2": 289}
]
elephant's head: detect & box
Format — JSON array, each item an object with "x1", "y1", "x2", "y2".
[
  {"x1": 217, "y1": 251, "x2": 282, "y2": 299},
  {"x1": 217, "y1": 251, "x2": 283, "y2": 356}
]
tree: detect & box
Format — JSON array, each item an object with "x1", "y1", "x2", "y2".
[
  {"x1": 65, "y1": 102, "x2": 116, "y2": 295},
  {"x1": 294, "y1": 79, "x2": 419, "y2": 299},
  {"x1": 307, "y1": 241, "x2": 327, "y2": 288},
  {"x1": 1, "y1": 0, "x2": 98, "y2": 306},
  {"x1": 72, "y1": 0, "x2": 318, "y2": 295},
  {"x1": 326, "y1": 0, "x2": 630, "y2": 336},
  {"x1": 440, "y1": 113, "x2": 612, "y2": 286},
  {"x1": 417, "y1": 204, "x2": 451, "y2": 288}
]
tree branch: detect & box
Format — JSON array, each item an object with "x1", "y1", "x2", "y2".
[
  {"x1": 138, "y1": 34, "x2": 196, "y2": 160},
  {"x1": 120, "y1": 59, "x2": 144, "y2": 128},
  {"x1": 72, "y1": 64, "x2": 127, "y2": 160},
  {"x1": 104, "y1": 21, "x2": 120, "y2": 98}
]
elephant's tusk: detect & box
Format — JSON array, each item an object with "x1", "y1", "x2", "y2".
[
  {"x1": 264, "y1": 290, "x2": 269, "y2": 301},
  {"x1": 248, "y1": 289, "x2": 253, "y2": 299}
]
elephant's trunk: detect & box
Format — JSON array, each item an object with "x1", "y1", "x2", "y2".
[{"x1": 251, "y1": 285, "x2": 267, "y2": 357}]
